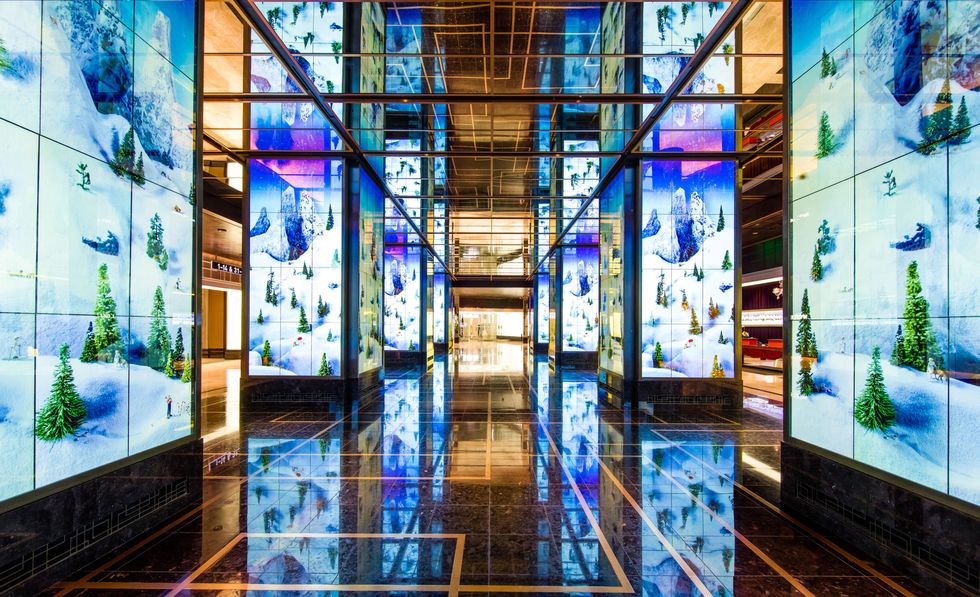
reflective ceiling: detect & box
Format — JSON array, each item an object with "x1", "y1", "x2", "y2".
[{"x1": 201, "y1": 0, "x2": 784, "y2": 278}]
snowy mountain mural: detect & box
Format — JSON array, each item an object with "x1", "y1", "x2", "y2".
[
  {"x1": 0, "y1": 0, "x2": 196, "y2": 502},
  {"x1": 358, "y1": 174, "x2": 384, "y2": 373},
  {"x1": 384, "y1": 245, "x2": 421, "y2": 351},
  {"x1": 249, "y1": 1, "x2": 343, "y2": 152},
  {"x1": 562, "y1": 246, "x2": 599, "y2": 352},
  {"x1": 641, "y1": 160, "x2": 735, "y2": 378},
  {"x1": 248, "y1": 159, "x2": 343, "y2": 377},
  {"x1": 789, "y1": 0, "x2": 980, "y2": 506},
  {"x1": 641, "y1": 2, "x2": 736, "y2": 152}
]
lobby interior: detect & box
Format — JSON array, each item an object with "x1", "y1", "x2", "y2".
[{"x1": 0, "y1": 0, "x2": 977, "y2": 594}]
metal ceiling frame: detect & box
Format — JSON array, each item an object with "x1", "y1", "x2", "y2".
[
  {"x1": 232, "y1": 0, "x2": 453, "y2": 277},
  {"x1": 528, "y1": 0, "x2": 757, "y2": 278}
]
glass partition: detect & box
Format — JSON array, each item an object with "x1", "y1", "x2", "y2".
[
  {"x1": 247, "y1": 159, "x2": 344, "y2": 377},
  {"x1": 640, "y1": 160, "x2": 736, "y2": 378},
  {"x1": 0, "y1": 0, "x2": 197, "y2": 505},
  {"x1": 788, "y1": 0, "x2": 980, "y2": 506}
]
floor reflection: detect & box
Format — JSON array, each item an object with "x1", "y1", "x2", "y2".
[{"x1": 50, "y1": 347, "x2": 926, "y2": 596}]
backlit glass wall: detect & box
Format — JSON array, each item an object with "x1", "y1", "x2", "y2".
[
  {"x1": 640, "y1": 160, "x2": 736, "y2": 378},
  {"x1": 358, "y1": 172, "x2": 384, "y2": 373},
  {"x1": 248, "y1": 159, "x2": 343, "y2": 377},
  {"x1": 641, "y1": 1, "x2": 736, "y2": 152},
  {"x1": 789, "y1": 0, "x2": 980, "y2": 505},
  {"x1": 599, "y1": 172, "x2": 625, "y2": 375},
  {"x1": 0, "y1": 0, "x2": 196, "y2": 504},
  {"x1": 384, "y1": 245, "x2": 421, "y2": 351},
  {"x1": 536, "y1": 274, "x2": 550, "y2": 345},
  {"x1": 249, "y1": 1, "x2": 343, "y2": 151},
  {"x1": 433, "y1": 273, "x2": 446, "y2": 344},
  {"x1": 535, "y1": 202, "x2": 551, "y2": 346},
  {"x1": 562, "y1": 246, "x2": 599, "y2": 352}
]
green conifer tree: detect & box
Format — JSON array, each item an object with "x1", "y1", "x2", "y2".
[
  {"x1": 93, "y1": 264, "x2": 121, "y2": 358},
  {"x1": 297, "y1": 306, "x2": 312, "y2": 333},
  {"x1": 797, "y1": 358, "x2": 816, "y2": 396},
  {"x1": 0, "y1": 34, "x2": 13, "y2": 73},
  {"x1": 816, "y1": 111, "x2": 835, "y2": 158},
  {"x1": 653, "y1": 342, "x2": 664, "y2": 367},
  {"x1": 265, "y1": 272, "x2": 279, "y2": 307},
  {"x1": 80, "y1": 321, "x2": 98, "y2": 363},
  {"x1": 890, "y1": 324, "x2": 905, "y2": 366},
  {"x1": 35, "y1": 344, "x2": 87, "y2": 440},
  {"x1": 317, "y1": 296, "x2": 328, "y2": 318},
  {"x1": 181, "y1": 354, "x2": 192, "y2": 383},
  {"x1": 952, "y1": 97, "x2": 972, "y2": 145},
  {"x1": 262, "y1": 340, "x2": 272, "y2": 365},
  {"x1": 899, "y1": 261, "x2": 941, "y2": 371},
  {"x1": 326, "y1": 204, "x2": 334, "y2": 230},
  {"x1": 173, "y1": 327, "x2": 185, "y2": 362},
  {"x1": 721, "y1": 250, "x2": 733, "y2": 271},
  {"x1": 133, "y1": 153, "x2": 145, "y2": 186},
  {"x1": 810, "y1": 244, "x2": 823, "y2": 281},
  {"x1": 290, "y1": 287, "x2": 298, "y2": 309},
  {"x1": 718, "y1": 330, "x2": 726, "y2": 345},
  {"x1": 318, "y1": 353, "x2": 329, "y2": 376},
  {"x1": 795, "y1": 289, "x2": 818, "y2": 358},
  {"x1": 113, "y1": 126, "x2": 136, "y2": 176},
  {"x1": 820, "y1": 48, "x2": 831, "y2": 78},
  {"x1": 147, "y1": 285, "x2": 172, "y2": 370},
  {"x1": 854, "y1": 346, "x2": 896, "y2": 431},
  {"x1": 164, "y1": 350, "x2": 176, "y2": 377},
  {"x1": 656, "y1": 273, "x2": 667, "y2": 306},
  {"x1": 146, "y1": 213, "x2": 164, "y2": 261},
  {"x1": 717, "y1": 205, "x2": 725, "y2": 231},
  {"x1": 257, "y1": 309, "x2": 265, "y2": 324},
  {"x1": 919, "y1": 78, "x2": 953, "y2": 153}
]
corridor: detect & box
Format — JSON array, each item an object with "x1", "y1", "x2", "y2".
[{"x1": 49, "y1": 350, "x2": 924, "y2": 596}]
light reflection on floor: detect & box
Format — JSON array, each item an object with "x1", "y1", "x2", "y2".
[{"x1": 49, "y1": 345, "x2": 925, "y2": 596}]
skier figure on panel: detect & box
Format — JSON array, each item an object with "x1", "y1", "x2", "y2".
[{"x1": 166, "y1": 396, "x2": 173, "y2": 418}]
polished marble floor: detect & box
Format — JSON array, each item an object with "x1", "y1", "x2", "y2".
[{"x1": 47, "y1": 348, "x2": 929, "y2": 596}]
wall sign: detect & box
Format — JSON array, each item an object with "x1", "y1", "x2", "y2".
[{"x1": 211, "y1": 261, "x2": 242, "y2": 275}]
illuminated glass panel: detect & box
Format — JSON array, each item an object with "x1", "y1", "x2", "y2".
[
  {"x1": 788, "y1": 0, "x2": 980, "y2": 505},
  {"x1": 384, "y1": 245, "x2": 422, "y2": 351},
  {"x1": 640, "y1": 160, "x2": 735, "y2": 378},
  {"x1": 641, "y1": 2, "x2": 736, "y2": 151},
  {"x1": 248, "y1": 159, "x2": 344, "y2": 377},
  {"x1": 562, "y1": 246, "x2": 599, "y2": 352},
  {"x1": 0, "y1": 1, "x2": 197, "y2": 503},
  {"x1": 249, "y1": 2, "x2": 344, "y2": 151}
]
